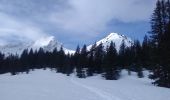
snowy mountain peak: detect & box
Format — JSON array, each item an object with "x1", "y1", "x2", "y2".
[
  {"x1": 107, "y1": 32, "x2": 120, "y2": 38},
  {"x1": 87, "y1": 32, "x2": 133, "y2": 51},
  {"x1": 104, "y1": 32, "x2": 124, "y2": 41},
  {"x1": 33, "y1": 36, "x2": 55, "y2": 48},
  {"x1": 0, "y1": 36, "x2": 75, "y2": 55}
]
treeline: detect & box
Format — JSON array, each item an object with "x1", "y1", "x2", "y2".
[
  {"x1": 0, "y1": 0, "x2": 169, "y2": 88},
  {"x1": 0, "y1": 39, "x2": 147, "y2": 79}
]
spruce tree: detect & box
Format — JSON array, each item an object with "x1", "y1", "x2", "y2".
[
  {"x1": 141, "y1": 35, "x2": 151, "y2": 68},
  {"x1": 119, "y1": 40, "x2": 126, "y2": 68},
  {"x1": 58, "y1": 46, "x2": 65, "y2": 73},
  {"x1": 103, "y1": 42, "x2": 120, "y2": 80},
  {"x1": 149, "y1": 0, "x2": 170, "y2": 88},
  {"x1": 87, "y1": 43, "x2": 96, "y2": 76},
  {"x1": 133, "y1": 40, "x2": 143, "y2": 72},
  {"x1": 150, "y1": 0, "x2": 163, "y2": 46},
  {"x1": 74, "y1": 45, "x2": 80, "y2": 67},
  {"x1": 0, "y1": 52, "x2": 4, "y2": 74},
  {"x1": 80, "y1": 45, "x2": 88, "y2": 68},
  {"x1": 94, "y1": 43, "x2": 104, "y2": 74},
  {"x1": 76, "y1": 45, "x2": 88, "y2": 78}
]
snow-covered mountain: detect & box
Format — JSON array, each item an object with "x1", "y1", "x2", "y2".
[
  {"x1": 0, "y1": 36, "x2": 75, "y2": 56},
  {"x1": 87, "y1": 32, "x2": 133, "y2": 51},
  {"x1": 0, "y1": 32, "x2": 132, "y2": 56}
]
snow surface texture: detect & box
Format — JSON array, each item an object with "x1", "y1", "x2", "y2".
[
  {"x1": 87, "y1": 32, "x2": 133, "y2": 51},
  {"x1": 0, "y1": 36, "x2": 75, "y2": 56},
  {"x1": 0, "y1": 69, "x2": 170, "y2": 100}
]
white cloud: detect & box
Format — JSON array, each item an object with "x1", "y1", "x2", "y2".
[
  {"x1": 0, "y1": 0, "x2": 157, "y2": 47},
  {"x1": 50, "y1": 0, "x2": 156, "y2": 33},
  {"x1": 0, "y1": 12, "x2": 49, "y2": 45}
]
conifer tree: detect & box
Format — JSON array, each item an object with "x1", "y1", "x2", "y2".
[
  {"x1": 76, "y1": 45, "x2": 87, "y2": 78},
  {"x1": 94, "y1": 43, "x2": 104, "y2": 74},
  {"x1": 0, "y1": 52, "x2": 4, "y2": 74},
  {"x1": 87, "y1": 43, "x2": 96, "y2": 76},
  {"x1": 141, "y1": 35, "x2": 151, "y2": 68},
  {"x1": 80, "y1": 45, "x2": 88, "y2": 68},
  {"x1": 103, "y1": 42, "x2": 120, "y2": 80},
  {"x1": 149, "y1": 0, "x2": 170, "y2": 88},
  {"x1": 58, "y1": 46, "x2": 65, "y2": 73},
  {"x1": 74, "y1": 45, "x2": 80, "y2": 67},
  {"x1": 134, "y1": 40, "x2": 142, "y2": 69},
  {"x1": 119, "y1": 40, "x2": 126, "y2": 68}
]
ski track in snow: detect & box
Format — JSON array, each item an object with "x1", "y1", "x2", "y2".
[
  {"x1": 1, "y1": 69, "x2": 170, "y2": 100},
  {"x1": 70, "y1": 77, "x2": 122, "y2": 100}
]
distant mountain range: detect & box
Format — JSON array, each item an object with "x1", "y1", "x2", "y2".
[
  {"x1": 0, "y1": 36, "x2": 74, "y2": 56},
  {"x1": 0, "y1": 32, "x2": 133, "y2": 55}
]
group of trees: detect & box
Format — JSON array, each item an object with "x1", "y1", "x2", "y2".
[
  {"x1": 149, "y1": 0, "x2": 170, "y2": 88},
  {"x1": 0, "y1": 47, "x2": 74, "y2": 75},
  {"x1": 0, "y1": 0, "x2": 169, "y2": 88},
  {"x1": 0, "y1": 39, "x2": 147, "y2": 80}
]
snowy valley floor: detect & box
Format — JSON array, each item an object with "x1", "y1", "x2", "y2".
[{"x1": 0, "y1": 69, "x2": 170, "y2": 100}]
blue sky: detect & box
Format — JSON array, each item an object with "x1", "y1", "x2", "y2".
[{"x1": 0, "y1": 0, "x2": 156, "y2": 49}]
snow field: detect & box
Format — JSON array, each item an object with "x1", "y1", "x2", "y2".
[{"x1": 0, "y1": 69, "x2": 170, "y2": 100}]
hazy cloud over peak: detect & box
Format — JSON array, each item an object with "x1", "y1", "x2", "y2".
[{"x1": 0, "y1": 12, "x2": 48, "y2": 44}]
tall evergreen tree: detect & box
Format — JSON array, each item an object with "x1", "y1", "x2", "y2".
[
  {"x1": 58, "y1": 46, "x2": 65, "y2": 73},
  {"x1": 94, "y1": 43, "x2": 104, "y2": 74},
  {"x1": 74, "y1": 45, "x2": 80, "y2": 67},
  {"x1": 76, "y1": 45, "x2": 87, "y2": 78},
  {"x1": 119, "y1": 40, "x2": 126, "y2": 68},
  {"x1": 0, "y1": 52, "x2": 5, "y2": 74},
  {"x1": 103, "y1": 42, "x2": 120, "y2": 80},
  {"x1": 80, "y1": 45, "x2": 88, "y2": 68},
  {"x1": 149, "y1": 0, "x2": 170, "y2": 88},
  {"x1": 150, "y1": 0, "x2": 163, "y2": 46},
  {"x1": 87, "y1": 43, "x2": 96, "y2": 76},
  {"x1": 133, "y1": 40, "x2": 143, "y2": 72}
]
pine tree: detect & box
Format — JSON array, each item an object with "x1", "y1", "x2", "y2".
[
  {"x1": 87, "y1": 50, "x2": 94, "y2": 76},
  {"x1": 58, "y1": 46, "x2": 65, "y2": 73},
  {"x1": 74, "y1": 45, "x2": 80, "y2": 67},
  {"x1": 0, "y1": 52, "x2": 5, "y2": 74},
  {"x1": 87, "y1": 43, "x2": 96, "y2": 76},
  {"x1": 80, "y1": 45, "x2": 88, "y2": 68},
  {"x1": 76, "y1": 45, "x2": 88, "y2": 78},
  {"x1": 65, "y1": 53, "x2": 73, "y2": 76},
  {"x1": 150, "y1": 0, "x2": 163, "y2": 47},
  {"x1": 94, "y1": 43, "x2": 104, "y2": 74},
  {"x1": 124, "y1": 46, "x2": 135, "y2": 74},
  {"x1": 73, "y1": 45, "x2": 85, "y2": 78},
  {"x1": 141, "y1": 35, "x2": 151, "y2": 68},
  {"x1": 20, "y1": 49, "x2": 29, "y2": 73},
  {"x1": 119, "y1": 40, "x2": 126, "y2": 68},
  {"x1": 103, "y1": 42, "x2": 120, "y2": 80},
  {"x1": 134, "y1": 40, "x2": 142, "y2": 72},
  {"x1": 149, "y1": 0, "x2": 170, "y2": 88},
  {"x1": 158, "y1": 23, "x2": 170, "y2": 87}
]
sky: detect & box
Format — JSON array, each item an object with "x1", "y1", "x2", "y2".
[{"x1": 0, "y1": 0, "x2": 157, "y2": 49}]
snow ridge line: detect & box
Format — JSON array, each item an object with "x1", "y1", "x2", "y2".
[{"x1": 70, "y1": 77, "x2": 122, "y2": 100}]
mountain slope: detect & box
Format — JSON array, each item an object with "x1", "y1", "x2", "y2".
[
  {"x1": 0, "y1": 32, "x2": 132, "y2": 55},
  {"x1": 87, "y1": 32, "x2": 133, "y2": 51},
  {"x1": 0, "y1": 36, "x2": 75, "y2": 55}
]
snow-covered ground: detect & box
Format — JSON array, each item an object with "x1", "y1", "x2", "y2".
[{"x1": 0, "y1": 69, "x2": 170, "y2": 100}]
